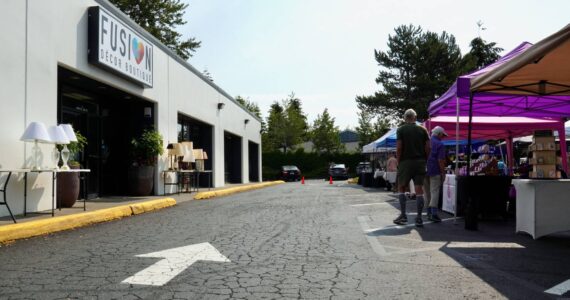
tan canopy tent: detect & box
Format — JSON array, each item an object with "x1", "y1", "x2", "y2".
[{"x1": 470, "y1": 23, "x2": 570, "y2": 96}]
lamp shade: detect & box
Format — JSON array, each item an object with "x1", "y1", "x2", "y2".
[
  {"x1": 202, "y1": 151, "x2": 208, "y2": 160},
  {"x1": 47, "y1": 125, "x2": 70, "y2": 144},
  {"x1": 20, "y1": 122, "x2": 52, "y2": 143},
  {"x1": 59, "y1": 124, "x2": 78, "y2": 142},
  {"x1": 193, "y1": 149, "x2": 204, "y2": 160},
  {"x1": 182, "y1": 142, "x2": 196, "y2": 163},
  {"x1": 173, "y1": 143, "x2": 185, "y2": 156}
]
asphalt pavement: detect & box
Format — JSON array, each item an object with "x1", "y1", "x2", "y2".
[{"x1": 0, "y1": 179, "x2": 569, "y2": 299}]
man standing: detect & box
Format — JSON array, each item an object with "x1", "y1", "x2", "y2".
[
  {"x1": 426, "y1": 126, "x2": 448, "y2": 222},
  {"x1": 394, "y1": 109, "x2": 430, "y2": 227},
  {"x1": 385, "y1": 153, "x2": 398, "y2": 191}
]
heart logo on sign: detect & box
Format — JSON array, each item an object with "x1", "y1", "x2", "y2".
[{"x1": 132, "y1": 38, "x2": 145, "y2": 64}]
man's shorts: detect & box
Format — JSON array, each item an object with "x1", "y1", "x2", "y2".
[{"x1": 397, "y1": 159, "x2": 426, "y2": 188}]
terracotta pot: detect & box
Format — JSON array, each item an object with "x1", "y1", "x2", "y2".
[
  {"x1": 57, "y1": 164, "x2": 80, "y2": 208},
  {"x1": 128, "y1": 165, "x2": 155, "y2": 196}
]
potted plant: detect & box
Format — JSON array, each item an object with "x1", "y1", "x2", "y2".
[
  {"x1": 57, "y1": 131, "x2": 87, "y2": 208},
  {"x1": 128, "y1": 128, "x2": 164, "y2": 196}
]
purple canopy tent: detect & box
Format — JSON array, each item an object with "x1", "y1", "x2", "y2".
[
  {"x1": 425, "y1": 116, "x2": 564, "y2": 174},
  {"x1": 428, "y1": 24, "x2": 570, "y2": 173}
]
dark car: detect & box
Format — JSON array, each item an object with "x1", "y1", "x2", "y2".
[
  {"x1": 279, "y1": 165, "x2": 301, "y2": 181},
  {"x1": 328, "y1": 163, "x2": 348, "y2": 180}
]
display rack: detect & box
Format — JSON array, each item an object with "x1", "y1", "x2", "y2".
[{"x1": 528, "y1": 131, "x2": 561, "y2": 179}]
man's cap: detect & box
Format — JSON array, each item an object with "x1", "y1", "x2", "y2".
[{"x1": 431, "y1": 126, "x2": 448, "y2": 136}]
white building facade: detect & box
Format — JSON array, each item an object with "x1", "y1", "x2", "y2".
[{"x1": 0, "y1": 0, "x2": 262, "y2": 217}]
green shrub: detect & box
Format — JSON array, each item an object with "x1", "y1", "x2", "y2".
[{"x1": 131, "y1": 129, "x2": 164, "y2": 166}]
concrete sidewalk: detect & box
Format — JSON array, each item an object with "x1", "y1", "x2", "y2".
[{"x1": 0, "y1": 181, "x2": 283, "y2": 243}]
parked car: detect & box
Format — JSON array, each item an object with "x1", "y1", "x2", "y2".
[
  {"x1": 328, "y1": 163, "x2": 348, "y2": 180},
  {"x1": 279, "y1": 165, "x2": 301, "y2": 181}
]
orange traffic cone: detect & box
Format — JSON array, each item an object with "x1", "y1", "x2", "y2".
[
  {"x1": 301, "y1": 177, "x2": 305, "y2": 184},
  {"x1": 329, "y1": 176, "x2": 333, "y2": 184}
]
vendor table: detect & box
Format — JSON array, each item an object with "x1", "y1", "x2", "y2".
[
  {"x1": 457, "y1": 176, "x2": 512, "y2": 230},
  {"x1": 513, "y1": 179, "x2": 570, "y2": 239},
  {"x1": 0, "y1": 169, "x2": 90, "y2": 223}
]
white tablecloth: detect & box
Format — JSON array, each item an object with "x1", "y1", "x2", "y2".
[{"x1": 442, "y1": 174, "x2": 456, "y2": 214}]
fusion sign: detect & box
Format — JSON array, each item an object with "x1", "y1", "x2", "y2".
[{"x1": 88, "y1": 6, "x2": 153, "y2": 87}]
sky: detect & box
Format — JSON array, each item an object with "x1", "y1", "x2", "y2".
[{"x1": 181, "y1": 0, "x2": 570, "y2": 129}]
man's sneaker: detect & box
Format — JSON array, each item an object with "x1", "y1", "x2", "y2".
[
  {"x1": 415, "y1": 217, "x2": 423, "y2": 227},
  {"x1": 393, "y1": 215, "x2": 408, "y2": 225},
  {"x1": 428, "y1": 214, "x2": 442, "y2": 223}
]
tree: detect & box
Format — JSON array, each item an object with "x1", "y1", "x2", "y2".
[
  {"x1": 460, "y1": 37, "x2": 503, "y2": 73},
  {"x1": 265, "y1": 102, "x2": 287, "y2": 152},
  {"x1": 235, "y1": 96, "x2": 262, "y2": 119},
  {"x1": 356, "y1": 24, "x2": 463, "y2": 120},
  {"x1": 202, "y1": 68, "x2": 214, "y2": 82},
  {"x1": 109, "y1": 0, "x2": 201, "y2": 60},
  {"x1": 311, "y1": 108, "x2": 342, "y2": 154},
  {"x1": 263, "y1": 93, "x2": 309, "y2": 153},
  {"x1": 355, "y1": 104, "x2": 392, "y2": 148},
  {"x1": 355, "y1": 107, "x2": 376, "y2": 148},
  {"x1": 284, "y1": 93, "x2": 309, "y2": 142}
]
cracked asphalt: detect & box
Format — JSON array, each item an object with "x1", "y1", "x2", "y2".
[{"x1": 0, "y1": 180, "x2": 569, "y2": 299}]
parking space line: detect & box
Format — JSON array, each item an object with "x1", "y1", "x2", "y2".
[
  {"x1": 351, "y1": 203, "x2": 391, "y2": 207},
  {"x1": 357, "y1": 216, "x2": 388, "y2": 256},
  {"x1": 364, "y1": 217, "x2": 461, "y2": 233},
  {"x1": 545, "y1": 279, "x2": 570, "y2": 295},
  {"x1": 447, "y1": 242, "x2": 525, "y2": 249},
  {"x1": 350, "y1": 199, "x2": 417, "y2": 207}
]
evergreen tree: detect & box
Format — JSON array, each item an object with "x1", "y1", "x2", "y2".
[
  {"x1": 355, "y1": 107, "x2": 376, "y2": 148},
  {"x1": 284, "y1": 93, "x2": 309, "y2": 142},
  {"x1": 311, "y1": 108, "x2": 342, "y2": 154},
  {"x1": 109, "y1": 0, "x2": 201, "y2": 60},
  {"x1": 461, "y1": 37, "x2": 503, "y2": 73},
  {"x1": 202, "y1": 68, "x2": 213, "y2": 82},
  {"x1": 263, "y1": 93, "x2": 308, "y2": 153},
  {"x1": 356, "y1": 24, "x2": 463, "y2": 120},
  {"x1": 235, "y1": 96, "x2": 262, "y2": 119},
  {"x1": 355, "y1": 104, "x2": 393, "y2": 149},
  {"x1": 265, "y1": 102, "x2": 287, "y2": 152}
]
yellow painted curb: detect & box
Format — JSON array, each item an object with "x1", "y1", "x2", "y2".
[
  {"x1": 0, "y1": 197, "x2": 176, "y2": 244},
  {"x1": 194, "y1": 181, "x2": 285, "y2": 200},
  {"x1": 130, "y1": 198, "x2": 177, "y2": 215}
]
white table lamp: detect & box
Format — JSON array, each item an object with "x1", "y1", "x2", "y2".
[
  {"x1": 20, "y1": 122, "x2": 52, "y2": 170},
  {"x1": 60, "y1": 124, "x2": 78, "y2": 142},
  {"x1": 182, "y1": 142, "x2": 196, "y2": 163},
  {"x1": 59, "y1": 124, "x2": 77, "y2": 170},
  {"x1": 48, "y1": 125, "x2": 70, "y2": 170}
]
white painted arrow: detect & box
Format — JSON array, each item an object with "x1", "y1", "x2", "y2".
[
  {"x1": 545, "y1": 279, "x2": 570, "y2": 296},
  {"x1": 122, "y1": 242, "x2": 230, "y2": 286}
]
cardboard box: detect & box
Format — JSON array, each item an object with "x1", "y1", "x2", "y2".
[
  {"x1": 533, "y1": 136, "x2": 555, "y2": 144},
  {"x1": 532, "y1": 165, "x2": 556, "y2": 178}
]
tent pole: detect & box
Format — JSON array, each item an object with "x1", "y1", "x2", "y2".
[
  {"x1": 558, "y1": 124, "x2": 568, "y2": 175},
  {"x1": 467, "y1": 92, "x2": 474, "y2": 175},
  {"x1": 506, "y1": 136, "x2": 514, "y2": 176},
  {"x1": 454, "y1": 96, "x2": 460, "y2": 224}
]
